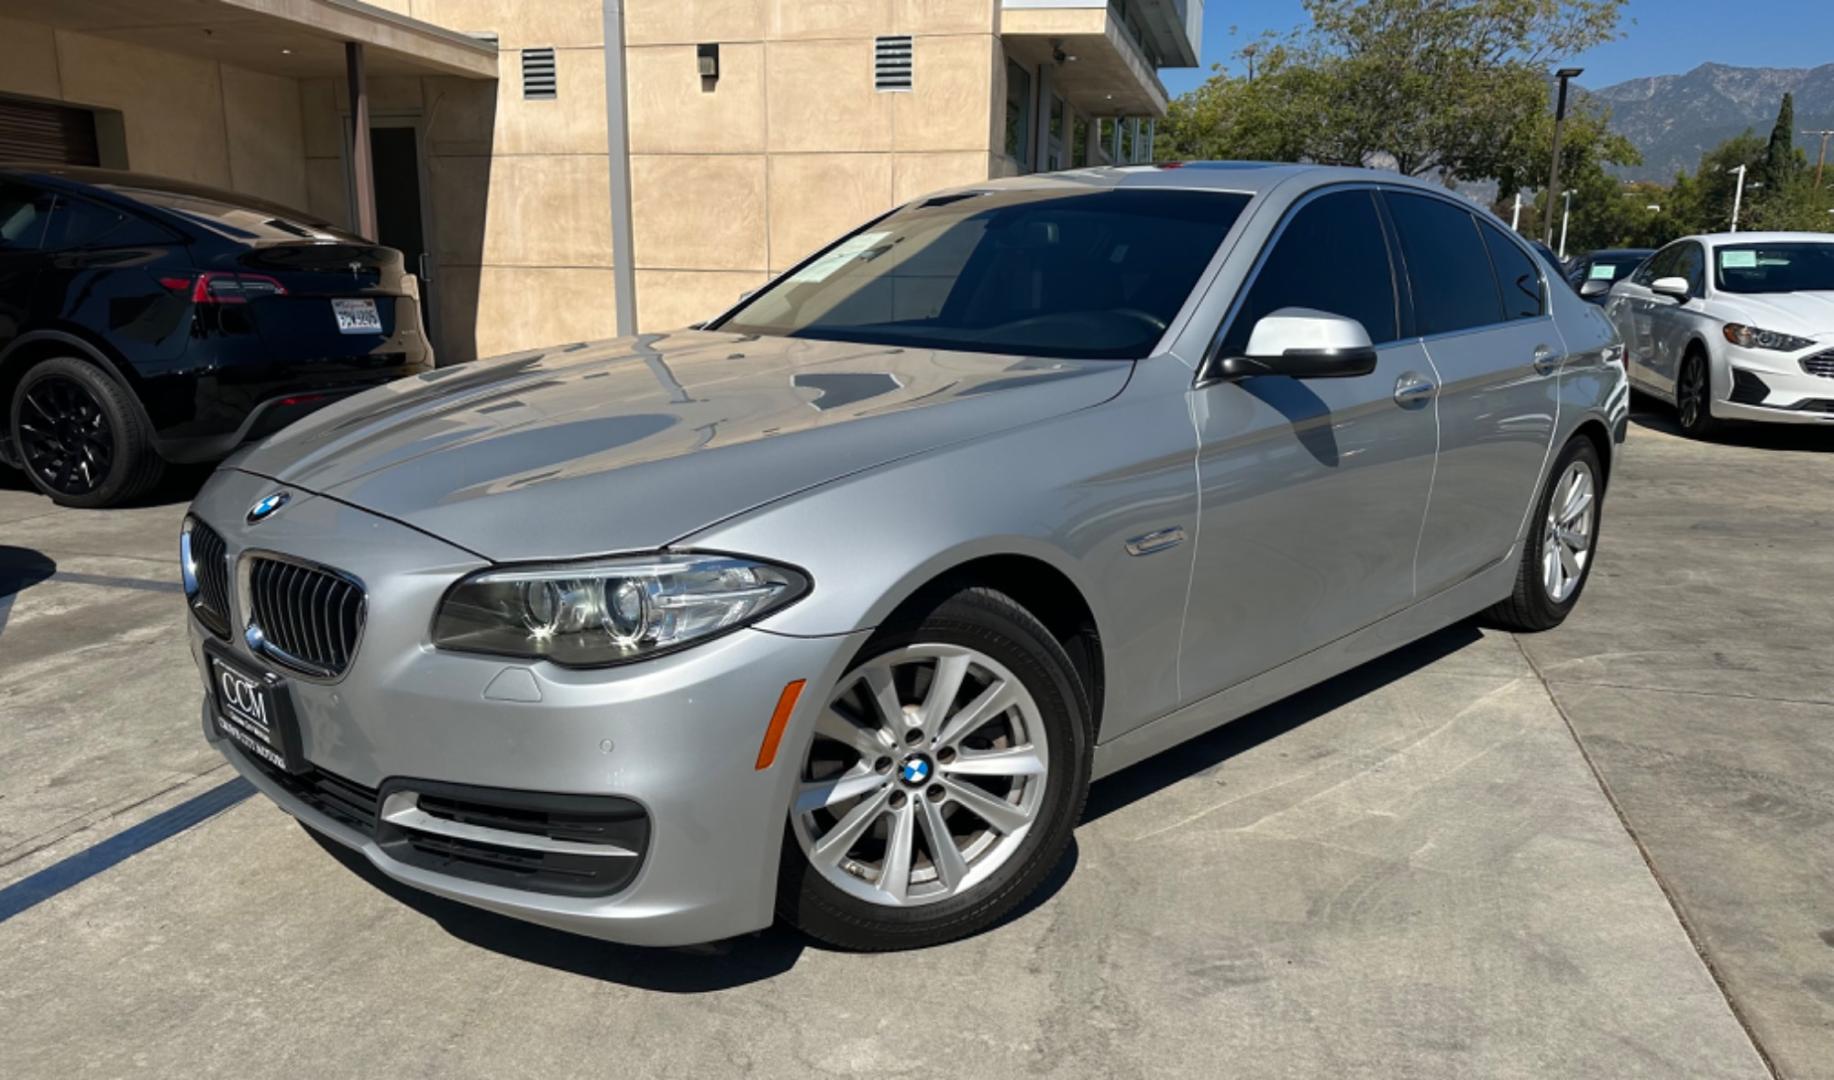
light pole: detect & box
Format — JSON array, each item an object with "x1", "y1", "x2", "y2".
[
  {"x1": 1511, "y1": 191, "x2": 1523, "y2": 231},
  {"x1": 1730, "y1": 164, "x2": 1748, "y2": 232},
  {"x1": 1805, "y1": 129, "x2": 1834, "y2": 188},
  {"x1": 1544, "y1": 66, "x2": 1583, "y2": 246},
  {"x1": 1558, "y1": 189, "x2": 1576, "y2": 259}
]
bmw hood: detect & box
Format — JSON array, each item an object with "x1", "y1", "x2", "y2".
[{"x1": 230, "y1": 330, "x2": 1132, "y2": 561}]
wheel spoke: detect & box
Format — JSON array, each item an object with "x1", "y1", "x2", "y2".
[
  {"x1": 795, "y1": 762, "x2": 884, "y2": 816},
  {"x1": 1557, "y1": 542, "x2": 1579, "y2": 581},
  {"x1": 944, "y1": 744, "x2": 1045, "y2": 778},
  {"x1": 934, "y1": 678, "x2": 1016, "y2": 749},
  {"x1": 919, "y1": 653, "x2": 970, "y2": 740},
  {"x1": 918, "y1": 795, "x2": 966, "y2": 891},
  {"x1": 878, "y1": 802, "x2": 916, "y2": 902},
  {"x1": 809, "y1": 787, "x2": 892, "y2": 868},
  {"x1": 942, "y1": 778, "x2": 1030, "y2": 835},
  {"x1": 814, "y1": 707, "x2": 890, "y2": 760},
  {"x1": 859, "y1": 665, "x2": 905, "y2": 736}
]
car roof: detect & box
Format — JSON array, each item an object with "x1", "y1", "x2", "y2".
[
  {"x1": 1680, "y1": 231, "x2": 1834, "y2": 246},
  {"x1": 931, "y1": 161, "x2": 1485, "y2": 201},
  {"x1": 0, "y1": 162, "x2": 335, "y2": 226}
]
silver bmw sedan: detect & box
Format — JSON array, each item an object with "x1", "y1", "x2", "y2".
[{"x1": 182, "y1": 163, "x2": 1628, "y2": 951}]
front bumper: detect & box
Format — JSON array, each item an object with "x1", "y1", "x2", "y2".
[
  {"x1": 187, "y1": 468, "x2": 867, "y2": 946},
  {"x1": 1714, "y1": 344, "x2": 1834, "y2": 424}
]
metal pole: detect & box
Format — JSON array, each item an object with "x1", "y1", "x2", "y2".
[
  {"x1": 1730, "y1": 164, "x2": 1747, "y2": 233},
  {"x1": 601, "y1": 0, "x2": 638, "y2": 336},
  {"x1": 1805, "y1": 130, "x2": 1834, "y2": 188},
  {"x1": 1544, "y1": 67, "x2": 1581, "y2": 246},
  {"x1": 1511, "y1": 191, "x2": 1522, "y2": 231},
  {"x1": 1558, "y1": 190, "x2": 1572, "y2": 259},
  {"x1": 345, "y1": 42, "x2": 376, "y2": 241}
]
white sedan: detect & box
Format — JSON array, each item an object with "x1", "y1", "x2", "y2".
[{"x1": 1604, "y1": 231, "x2": 1834, "y2": 436}]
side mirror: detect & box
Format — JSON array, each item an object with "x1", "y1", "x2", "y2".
[
  {"x1": 1578, "y1": 278, "x2": 1611, "y2": 299},
  {"x1": 1650, "y1": 276, "x2": 1692, "y2": 302},
  {"x1": 1212, "y1": 308, "x2": 1379, "y2": 382}
]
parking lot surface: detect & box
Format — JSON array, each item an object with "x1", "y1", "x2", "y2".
[{"x1": 1, "y1": 409, "x2": 1828, "y2": 1079}]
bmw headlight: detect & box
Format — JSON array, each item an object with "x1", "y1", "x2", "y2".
[
  {"x1": 1722, "y1": 324, "x2": 1816, "y2": 352},
  {"x1": 432, "y1": 553, "x2": 809, "y2": 666}
]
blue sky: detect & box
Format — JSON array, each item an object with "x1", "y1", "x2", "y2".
[{"x1": 1161, "y1": 0, "x2": 1834, "y2": 98}]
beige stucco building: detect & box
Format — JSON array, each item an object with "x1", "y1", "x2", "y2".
[{"x1": 0, "y1": 0, "x2": 1199, "y2": 363}]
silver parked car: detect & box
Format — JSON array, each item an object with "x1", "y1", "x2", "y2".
[{"x1": 182, "y1": 164, "x2": 1628, "y2": 950}]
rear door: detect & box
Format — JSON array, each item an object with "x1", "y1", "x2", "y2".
[
  {"x1": 1179, "y1": 186, "x2": 1439, "y2": 702},
  {"x1": 1613, "y1": 243, "x2": 1686, "y2": 391},
  {"x1": 1384, "y1": 192, "x2": 1560, "y2": 595}
]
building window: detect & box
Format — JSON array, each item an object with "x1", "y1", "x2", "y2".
[
  {"x1": 1071, "y1": 114, "x2": 1089, "y2": 167},
  {"x1": 1119, "y1": 118, "x2": 1135, "y2": 162},
  {"x1": 1004, "y1": 59, "x2": 1032, "y2": 169}
]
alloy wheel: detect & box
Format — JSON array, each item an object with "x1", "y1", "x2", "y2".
[
  {"x1": 17, "y1": 375, "x2": 115, "y2": 497},
  {"x1": 1677, "y1": 355, "x2": 1706, "y2": 430},
  {"x1": 1541, "y1": 459, "x2": 1596, "y2": 605},
  {"x1": 792, "y1": 643, "x2": 1051, "y2": 908}
]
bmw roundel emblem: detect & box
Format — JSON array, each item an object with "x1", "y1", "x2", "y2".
[
  {"x1": 246, "y1": 490, "x2": 291, "y2": 524},
  {"x1": 899, "y1": 755, "x2": 933, "y2": 785}
]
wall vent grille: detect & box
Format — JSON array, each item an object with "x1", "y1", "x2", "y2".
[
  {"x1": 522, "y1": 47, "x2": 557, "y2": 99},
  {"x1": 874, "y1": 36, "x2": 913, "y2": 92}
]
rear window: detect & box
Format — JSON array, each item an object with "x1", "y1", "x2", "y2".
[
  {"x1": 715, "y1": 188, "x2": 1252, "y2": 360},
  {"x1": 109, "y1": 186, "x2": 353, "y2": 243}
]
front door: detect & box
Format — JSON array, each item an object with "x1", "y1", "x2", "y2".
[{"x1": 1180, "y1": 187, "x2": 1438, "y2": 702}]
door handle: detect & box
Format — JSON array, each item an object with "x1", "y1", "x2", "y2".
[
  {"x1": 1393, "y1": 372, "x2": 1435, "y2": 407},
  {"x1": 1532, "y1": 345, "x2": 1560, "y2": 375}
]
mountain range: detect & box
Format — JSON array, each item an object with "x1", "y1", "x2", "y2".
[{"x1": 1585, "y1": 63, "x2": 1834, "y2": 182}]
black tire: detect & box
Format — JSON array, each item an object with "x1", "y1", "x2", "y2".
[
  {"x1": 776, "y1": 586, "x2": 1091, "y2": 951},
  {"x1": 1674, "y1": 348, "x2": 1720, "y2": 439},
  {"x1": 8, "y1": 356, "x2": 164, "y2": 508},
  {"x1": 1483, "y1": 435, "x2": 1604, "y2": 632}
]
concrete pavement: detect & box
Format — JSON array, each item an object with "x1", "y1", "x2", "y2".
[{"x1": 0, "y1": 411, "x2": 1826, "y2": 1078}]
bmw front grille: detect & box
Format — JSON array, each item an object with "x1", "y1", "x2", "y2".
[{"x1": 244, "y1": 556, "x2": 366, "y2": 679}]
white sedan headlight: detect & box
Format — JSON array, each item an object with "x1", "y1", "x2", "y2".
[
  {"x1": 433, "y1": 554, "x2": 809, "y2": 666},
  {"x1": 1722, "y1": 323, "x2": 1816, "y2": 352}
]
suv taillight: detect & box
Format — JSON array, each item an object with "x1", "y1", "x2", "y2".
[{"x1": 159, "y1": 272, "x2": 288, "y2": 304}]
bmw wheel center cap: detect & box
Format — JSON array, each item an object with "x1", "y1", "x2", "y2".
[
  {"x1": 247, "y1": 490, "x2": 291, "y2": 524},
  {"x1": 898, "y1": 753, "x2": 934, "y2": 787}
]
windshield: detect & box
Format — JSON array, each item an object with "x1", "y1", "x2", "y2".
[
  {"x1": 1714, "y1": 242, "x2": 1834, "y2": 294},
  {"x1": 108, "y1": 186, "x2": 354, "y2": 243},
  {"x1": 714, "y1": 188, "x2": 1252, "y2": 360}
]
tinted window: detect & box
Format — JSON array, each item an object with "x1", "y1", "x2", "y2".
[
  {"x1": 109, "y1": 185, "x2": 351, "y2": 242},
  {"x1": 1385, "y1": 192, "x2": 1505, "y2": 336},
  {"x1": 42, "y1": 195, "x2": 128, "y2": 248},
  {"x1": 0, "y1": 182, "x2": 53, "y2": 251},
  {"x1": 717, "y1": 189, "x2": 1251, "y2": 360},
  {"x1": 1676, "y1": 242, "x2": 1705, "y2": 296},
  {"x1": 1713, "y1": 241, "x2": 1834, "y2": 294},
  {"x1": 1219, "y1": 188, "x2": 1398, "y2": 354},
  {"x1": 1478, "y1": 219, "x2": 1543, "y2": 319},
  {"x1": 1635, "y1": 243, "x2": 1685, "y2": 287}
]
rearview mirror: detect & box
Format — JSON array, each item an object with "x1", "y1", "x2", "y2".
[
  {"x1": 1213, "y1": 308, "x2": 1379, "y2": 381},
  {"x1": 1650, "y1": 276, "x2": 1691, "y2": 302},
  {"x1": 1578, "y1": 278, "x2": 1611, "y2": 298}
]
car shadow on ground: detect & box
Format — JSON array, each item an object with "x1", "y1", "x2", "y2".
[
  {"x1": 1629, "y1": 402, "x2": 1834, "y2": 451},
  {"x1": 311, "y1": 622, "x2": 1483, "y2": 990}
]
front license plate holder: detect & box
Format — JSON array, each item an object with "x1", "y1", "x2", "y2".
[{"x1": 204, "y1": 640, "x2": 306, "y2": 774}]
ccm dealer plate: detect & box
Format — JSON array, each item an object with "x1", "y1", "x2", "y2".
[{"x1": 205, "y1": 643, "x2": 305, "y2": 773}]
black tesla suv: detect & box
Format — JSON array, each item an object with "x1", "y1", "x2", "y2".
[{"x1": 0, "y1": 165, "x2": 432, "y2": 507}]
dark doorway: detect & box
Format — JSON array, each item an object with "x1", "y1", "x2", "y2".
[{"x1": 368, "y1": 125, "x2": 434, "y2": 352}]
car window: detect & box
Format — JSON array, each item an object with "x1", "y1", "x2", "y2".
[
  {"x1": 1478, "y1": 219, "x2": 1543, "y2": 319},
  {"x1": 1635, "y1": 244, "x2": 1683, "y2": 287},
  {"x1": 1712, "y1": 241, "x2": 1834, "y2": 294},
  {"x1": 1676, "y1": 242, "x2": 1705, "y2": 296},
  {"x1": 1383, "y1": 192, "x2": 1505, "y2": 336},
  {"x1": 109, "y1": 186, "x2": 353, "y2": 243},
  {"x1": 42, "y1": 194, "x2": 130, "y2": 249},
  {"x1": 1217, "y1": 188, "x2": 1399, "y2": 355},
  {"x1": 716, "y1": 188, "x2": 1252, "y2": 361},
  {"x1": 0, "y1": 181, "x2": 53, "y2": 251}
]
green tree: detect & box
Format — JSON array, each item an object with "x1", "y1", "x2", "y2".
[
  {"x1": 1157, "y1": 0, "x2": 1629, "y2": 188},
  {"x1": 1762, "y1": 92, "x2": 1795, "y2": 192}
]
